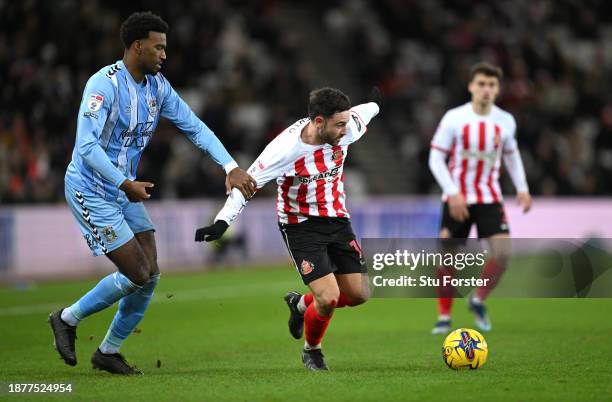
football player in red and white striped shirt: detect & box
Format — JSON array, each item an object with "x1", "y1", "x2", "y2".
[
  {"x1": 429, "y1": 62, "x2": 532, "y2": 334},
  {"x1": 195, "y1": 87, "x2": 380, "y2": 370}
]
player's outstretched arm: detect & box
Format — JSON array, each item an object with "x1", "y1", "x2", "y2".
[
  {"x1": 195, "y1": 220, "x2": 229, "y2": 242},
  {"x1": 226, "y1": 168, "x2": 257, "y2": 199},
  {"x1": 341, "y1": 89, "x2": 381, "y2": 146},
  {"x1": 195, "y1": 135, "x2": 291, "y2": 243}
]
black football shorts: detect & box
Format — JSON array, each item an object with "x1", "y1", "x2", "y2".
[
  {"x1": 279, "y1": 217, "x2": 367, "y2": 285},
  {"x1": 440, "y1": 202, "x2": 509, "y2": 239}
]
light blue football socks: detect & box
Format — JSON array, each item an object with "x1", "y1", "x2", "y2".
[
  {"x1": 61, "y1": 272, "x2": 141, "y2": 326},
  {"x1": 99, "y1": 274, "x2": 160, "y2": 354}
]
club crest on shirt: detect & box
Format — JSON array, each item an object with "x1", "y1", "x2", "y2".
[
  {"x1": 148, "y1": 99, "x2": 157, "y2": 115},
  {"x1": 102, "y1": 226, "x2": 118, "y2": 243},
  {"x1": 332, "y1": 149, "x2": 344, "y2": 162},
  {"x1": 300, "y1": 260, "x2": 314, "y2": 275},
  {"x1": 87, "y1": 94, "x2": 104, "y2": 112}
]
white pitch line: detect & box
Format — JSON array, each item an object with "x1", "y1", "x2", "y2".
[
  {"x1": 0, "y1": 280, "x2": 297, "y2": 317},
  {"x1": 0, "y1": 302, "x2": 65, "y2": 317}
]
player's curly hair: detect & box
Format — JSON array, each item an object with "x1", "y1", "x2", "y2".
[
  {"x1": 308, "y1": 88, "x2": 351, "y2": 120},
  {"x1": 120, "y1": 11, "x2": 168, "y2": 48}
]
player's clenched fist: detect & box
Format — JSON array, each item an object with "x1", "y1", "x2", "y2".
[
  {"x1": 226, "y1": 168, "x2": 257, "y2": 199},
  {"x1": 368, "y1": 86, "x2": 382, "y2": 108},
  {"x1": 195, "y1": 220, "x2": 229, "y2": 242},
  {"x1": 119, "y1": 179, "x2": 154, "y2": 202}
]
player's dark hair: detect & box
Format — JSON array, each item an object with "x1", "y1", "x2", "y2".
[
  {"x1": 308, "y1": 88, "x2": 351, "y2": 120},
  {"x1": 469, "y1": 62, "x2": 503, "y2": 82},
  {"x1": 120, "y1": 11, "x2": 168, "y2": 48}
]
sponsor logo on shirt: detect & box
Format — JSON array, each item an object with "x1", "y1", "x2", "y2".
[
  {"x1": 460, "y1": 149, "x2": 497, "y2": 163},
  {"x1": 297, "y1": 166, "x2": 341, "y2": 184},
  {"x1": 120, "y1": 122, "x2": 154, "y2": 149}
]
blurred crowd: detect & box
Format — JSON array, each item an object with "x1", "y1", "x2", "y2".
[
  {"x1": 0, "y1": 0, "x2": 313, "y2": 203},
  {"x1": 2, "y1": 0, "x2": 612, "y2": 204},
  {"x1": 324, "y1": 0, "x2": 612, "y2": 195}
]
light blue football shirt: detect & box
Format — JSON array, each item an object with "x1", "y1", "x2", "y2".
[{"x1": 66, "y1": 60, "x2": 235, "y2": 200}]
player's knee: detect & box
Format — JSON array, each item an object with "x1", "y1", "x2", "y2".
[
  {"x1": 132, "y1": 272, "x2": 150, "y2": 287},
  {"x1": 491, "y1": 253, "x2": 510, "y2": 268},
  {"x1": 149, "y1": 260, "x2": 160, "y2": 277},
  {"x1": 315, "y1": 290, "x2": 340, "y2": 315},
  {"x1": 127, "y1": 261, "x2": 152, "y2": 286},
  {"x1": 351, "y1": 292, "x2": 369, "y2": 306},
  {"x1": 489, "y1": 248, "x2": 511, "y2": 267}
]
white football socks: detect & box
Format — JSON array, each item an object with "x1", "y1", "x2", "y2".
[
  {"x1": 304, "y1": 342, "x2": 321, "y2": 351},
  {"x1": 297, "y1": 296, "x2": 307, "y2": 314},
  {"x1": 61, "y1": 308, "x2": 80, "y2": 327}
]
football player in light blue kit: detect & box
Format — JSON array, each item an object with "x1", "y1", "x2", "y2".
[{"x1": 48, "y1": 12, "x2": 256, "y2": 375}]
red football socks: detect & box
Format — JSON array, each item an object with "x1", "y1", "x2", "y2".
[
  {"x1": 302, "y1": 291, "x2": 361, "y2": 347},
  {"x1": 303, "y1": 293, "x2": 314, "y2": 307},
  {"x1": 436, "y1": 266, "x2": 455, "y2": 315},
  {"x1": 476, "y1": 258, "x2": 505, "y2": 301},
  {"x1": 337, "y1": 292, "x2": 358, "y2": 307},
  {"x1": 437, "y1": 297, "x2": 453, "y2": 316},
  {"x1": 304, "y1": 303, "x2": 333, "y2": 347}
]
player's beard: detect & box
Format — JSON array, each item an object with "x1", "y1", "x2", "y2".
[
  {"x1": 142, "y1": 60, "x2": 161, "y2": 76},
  {"x1": 146, "y1": 65, "x2": 160, "y2": 76},
  {"x1": 319, "y1": 126, "x2": 341, "y2": 146}
]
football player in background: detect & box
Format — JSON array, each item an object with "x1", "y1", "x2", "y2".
[{"x1": 429, "y1": 62, "x2": 531, "y2": 334}]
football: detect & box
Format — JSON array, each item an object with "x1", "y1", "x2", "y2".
[{"x1": 442, "y1": 328, "x2": 488, "y2": 370}]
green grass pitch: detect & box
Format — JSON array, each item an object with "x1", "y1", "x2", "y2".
[{"x1": 1, "y1": 266, "x2": 611, "y2": 401}]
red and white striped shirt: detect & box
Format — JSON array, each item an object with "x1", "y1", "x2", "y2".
[
  {"x1": 216, "y1": 103, "x2": 380, "y2": 224},
  {"x1": 429, "y1": 103, "x2": 528, "y2": 205}
]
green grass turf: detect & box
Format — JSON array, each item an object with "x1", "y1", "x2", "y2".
[{"x1": 1, "y1": 266, "x2": 611, "y2": 401}]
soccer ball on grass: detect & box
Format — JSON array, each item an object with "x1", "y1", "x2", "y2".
[{"x1": 442, "y1": 328, "x2": 488, "y2": 370}]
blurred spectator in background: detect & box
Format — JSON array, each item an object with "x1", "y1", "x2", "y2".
[{"x1": 0, "y1": 0, "x2": 312, "y2": 203}]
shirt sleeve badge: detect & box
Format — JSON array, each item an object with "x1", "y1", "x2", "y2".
[{"x1": 87, "y1": 94, "x2": 104, "y2": 112}]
